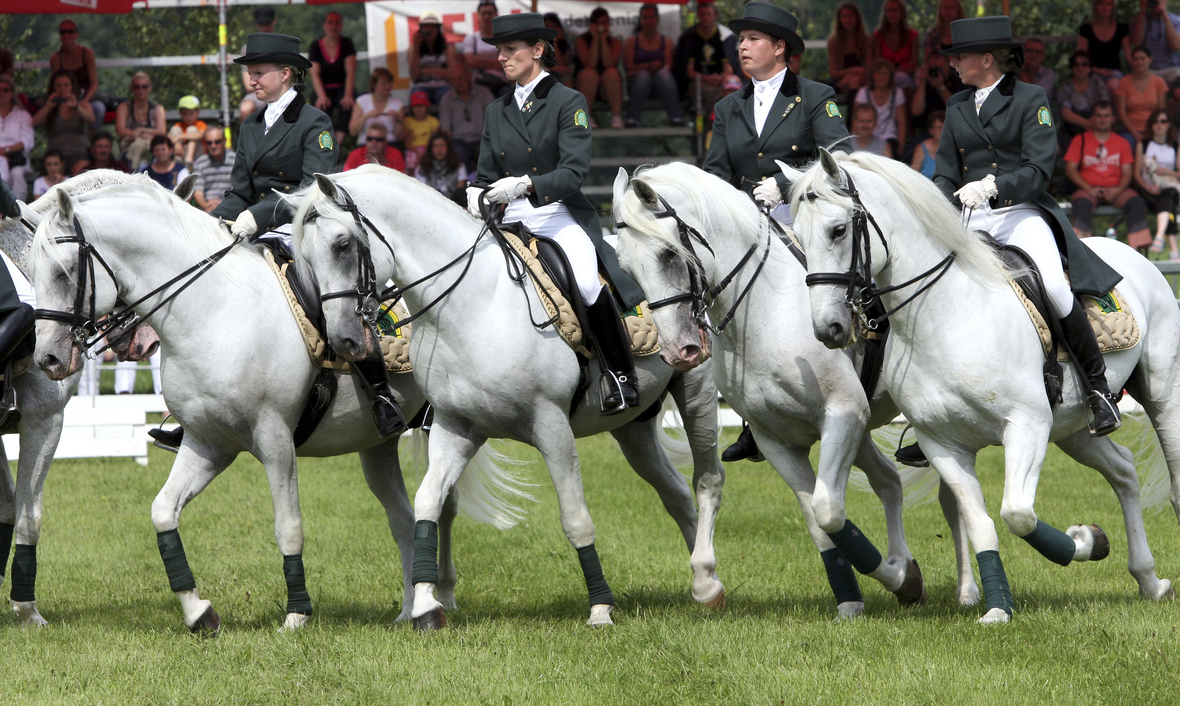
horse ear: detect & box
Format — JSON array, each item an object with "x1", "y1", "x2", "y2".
[
  {"x1": 55, "y1": 187, "x2": 76, "y2": 224},
  {"x1": 774, "y1": 159, "x2": 805, "y2": 189},
  {"x1": 818, "y1": 148, "x2": 842, "y2": 183},
  {"x1": 173, "y1": 173, "x2": 198, "y2": 202},
  {"x1": 612, "y1": 167, "x2": 629, "y2": 205},
  {"x1": 314, "y1": 173, "x2": 337, "y2": 201},
  {"x1": 632, "y1": 178, "x2": 660, "y2": 210}
]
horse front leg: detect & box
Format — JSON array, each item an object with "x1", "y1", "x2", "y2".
[
  {"x1": 938, "y1": 480, "x2": 980, "y2": 606},
  {"x1": 0, "y1": 437, "x2": 13, "y2": 600},
  {"x1": 357, "y1": 440, "x2": 417, "y2": 621},
  {"x1": 253, "y1": 434, "x2": 312, "y2": 632},
  {"x1": 150, "y1": 442, "x2": 236, "y2": 634}
]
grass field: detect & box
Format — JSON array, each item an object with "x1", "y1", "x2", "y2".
[{"x1": 3, "y1": 426, "x2": 1180, "y2": 705}]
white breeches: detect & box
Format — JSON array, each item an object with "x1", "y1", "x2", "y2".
[
  {"x1": 505, "y1": 198, "x2": 604, "y2": 304},
  {"x1": 969, "y1": 204, "x2": 1075, "y2": 318}
]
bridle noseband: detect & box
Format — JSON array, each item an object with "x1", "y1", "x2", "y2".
[{"x1": 802, "y1": 168, "x2": 955, "y2": 332}]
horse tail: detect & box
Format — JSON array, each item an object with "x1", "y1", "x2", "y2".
[
  {"x1": 846, "y1": 424, "x2": 941, "y2": 507},
  {"x1": 1117, "y1": 409, "x2": 1172, "y2": 511},
  {"x1": 652, "y1": 396, "x2": 696, "y2": 469}
]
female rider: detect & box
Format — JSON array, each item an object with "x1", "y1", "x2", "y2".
[
  {"x1": 909, "y1": 16, "x2": 1123, "y2": 466},
  {"x1": 467, "y1": 13, "x2": 644, "y2": 415},
  {"x1": 702, "y1": 2, "x2": 851, "y2": 462}
]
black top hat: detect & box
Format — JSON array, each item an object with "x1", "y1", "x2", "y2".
[
  {"x1": 940, "y1": 16, "x2": 1024, "y2": 56},
  {"x1": 235, "y1": 33, "x2": 311, "y2": 69},
  {"x1": 482, "y1": 13, "x2": 557, "y2": 45},
  {"x1": 728, "y1": 2, "x2": 805, "y2": 57}
]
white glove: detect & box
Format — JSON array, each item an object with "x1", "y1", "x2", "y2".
[
  {"x1": 954, "y1": 174, "x2": 998, "y2": 210},
  {"x1": 230, "y1": 210, "x2": 257, "y2": 239},
  {"x1": 485, "y1": 175, "x2": 532, "y2": 204},
  {"x1": 466, "y1": 186, "x2": 486, "y2": 218},
  {"x1": 752, "y1": 177, "x2": 783, "y2": 208}
]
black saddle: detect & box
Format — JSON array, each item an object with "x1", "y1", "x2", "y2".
[{"x1": 497, "y1": 222, "x2": 594, "y2": 336}]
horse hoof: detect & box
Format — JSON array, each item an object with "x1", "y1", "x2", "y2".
[
  {"x1": 279, "y1": 612, "x2": 310, "y2": 632},
  {"x1": 835, "y1": 601, "x2": 864, "y2": 620},
  {"x1": 413, "y1": 608, "x2": 447, "y2": 632},
  {"x1": 587, "y1": 604, "x2": 614, "y2": 627},
  {"x1": 1087, "y1": 524, "x2": 1110, "y2": 561},
  {"x1": 703, "y1": 587, "x2": 725, "y2": 610},
  {"x1": 188, "y1": 605, "x2": 221, "y2": 637},
  {"x1": 977, "y1": 607, "x2": 1010, "y2": 625},
  {"x1": 1143, "y1": 579, "x2": 1174, "y2": 601},
  {"x1": 11, "y1": 600, "x2": 48, "y2": 626},
  {"x1": 894, "y1": 558, "x2": 928, "y2": 606},
  {"x1": 958, "y1": 583, "x2": 981, "y2": 607}
]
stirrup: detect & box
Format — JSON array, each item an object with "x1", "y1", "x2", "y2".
[
  {"x1": 149, "y1": 414, "x2": 183, "y2": 453},
  {"x1": 372, "y1": 394, "x2": 408, "y2": 437},
  {"x1": 895, "y1": 424, "x2": 929, "y2": 468},
  {"x1": 1085, "y1": 391, "x2": 1121, "y2": 438},
  {"x1": 598, "y1": 370, "x2": 636, "y2": 415},
  {"x1": 0, "y1": 385, "x2": 19, "y2": 436}
]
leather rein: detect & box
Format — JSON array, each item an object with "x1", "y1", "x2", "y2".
[
  {"x1": 801, "y1": 168, "x2": 956, "y2": 332},
  {"x1": 615, "y1": 193, "x2": 770, "y2": 335},
  {"x1": 33, "y1": 214, "x2": 244, "y2": 357}
]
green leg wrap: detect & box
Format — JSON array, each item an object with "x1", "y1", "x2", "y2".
[
  {"x1": 827, "y1": 519, "x2": 883, "y2": 575},
  {"x1": 0, "y1": 521, "x2": 12, "y2": 579},
  {"x1": 576, "y1": 544, "x2": 615, "y2": 606},
  {"x1": 820, "y1": 548, "x2": 864, "y2": 605},
  {"x1": 976, "y1": 549, "x2": 1014, "y2": 616},
  {"x1": 10, "y1": 543, "x2": 35, "y2": 602},
  {"x1": 1019, "y1": 520, "x2": 1075, "y2": 567},
  {"x1": 412, "y1": 520, "x2": 439, "y2": 585},
  {"x1": 156, "y1": 529, "x2": 197, "y2": 593},
  {"x1": 283, "y1": 554, "x2": 313, "y2": 616}
]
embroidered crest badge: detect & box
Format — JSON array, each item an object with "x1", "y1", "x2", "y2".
[
  {"x1": 825, "y1": 101, "x2": 841, "y2": 119},
  {"x1": 318, "y1": 130, "x2": 333, "y2": 150},
  {"x1": 574, "y1": 109, "x2": 589, "y2": 129},
  {"x1": 1037, "y1": 106, "x2": 1052, "y2": 126}
]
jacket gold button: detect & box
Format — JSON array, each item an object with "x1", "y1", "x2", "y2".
[
  {"x1": 544, "y1": 196, "x2": 551, "y2": 203},
  {"x1": 988, "y1": 145, "x2": 993, "y2": 150},
  {"x1": 791, "y1": 145, "x2": 797, "y2": 151},
  {"x1": 285, "y1": 186, "x2": 291, "y2": 191},
  {"x1": 500, "y1": 152, "x2": 505, "y2": 157},
  {"x1": 505, "y1": 172, "x2": 510, "y2": 176},
  {"x1": 757, "y1": 152, "x2": 763, "y2": 158},
  {"x1": 278, "y1": 171, "x2": 284, "y2": 177},
  {"x1": 532, "y1": 167, "x2": 537, "y2": 173},
  {"x1": 527, "y1": 148, "x2": 533, "y2": 153},
  {"x1": 991, "y1": 163, "x2": 997, "y2": 168},
  {"x1": 959, "y1": 149, "x2": 965, "y2": 154},
  {"x1": 253, "y1": 170, "x2": 259, "y2": 176}
]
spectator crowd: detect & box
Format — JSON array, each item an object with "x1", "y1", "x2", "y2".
[{"x1": 6, "y1": 0, "x2": 1180, "y2": 258}]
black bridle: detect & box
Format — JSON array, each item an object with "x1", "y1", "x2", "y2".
[
  {"x1": 33, "y1": 214, "x2": 244, "y2": 356},
  {"x1": 617, "y1": 192, "x2": 770, "y2": 335},
  {"x1": 802, "y1": 169, "x2": 955, "y2": 332}
]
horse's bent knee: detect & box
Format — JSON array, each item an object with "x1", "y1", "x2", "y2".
[
  {"x1": 1000, "y1": 504, "x2": 1037, "y2": 537},
  {"x1": 150, "y1": 494, "x2": 179, "y2": 533},
  {"x1": 813, "y1": 497, "x2": 847, "y2": 535}
]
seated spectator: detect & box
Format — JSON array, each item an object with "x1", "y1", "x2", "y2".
[
  {"x1": 350, "y1": 67, "x2": 405, "y2": 150},
  {"x1": 309, "y1": 11, "x2": 357, "y2": 147},
  {"x1": 623, "y1": 3, "x2": 683, "y2": 128},
  {"x1": 909, "y1": 52, "x2": 961, "y2": 135},
  {"x1": 544, "y1": 13, "x2": 576, "y2": 87},
  {"x1": 850, "y1": 103, "x2": 891, "y2": 157},
  {"x1": 703, "y1": 74, "x2": 743, "y2": 151},
  {"x1": 0, "y1": 74, "x2": 33, "y2": 201},
  {"x1": 191, "y1": 127, "x2": 235, "y2": 213},
  {"x1": 1064, "y1": 101, "x2": 1153, "y2": 248},
  {"x1": 136, "y1": 134, "x2": 189, "y2": 189},
  {"x1": 415, "y1": 130, "x2": 468, "y2": 204},
  {"x1": 72, "y1": 131, "x2": 129, "y2": 175},
  {"x1": 1134, "y1": 108, "x2": 1180, "y2": 257},
  {"x1": 923, "y1": 0, "x2": 965, "y2": 59},
  {"x1": 33, "y1": 70, "x2": 95, "y2": 171},
  {"x1": 910, "y1": 110, "x2": 943, "y2": 178},
  {"x1": 403, "y1": 92, "x2": 439, "y2": 173},
  {"x1": 576, "y1": 7, "x2": 625, "y2": 129},
  {"x1": 238, "y1": 6, "x2": 277, "y2": 122},
  {"x1": 115, "y1": 71, "x2": 166, "y2": 171},
  {"x1": 681, "y1": 1, "x2": 733, "y2": 128},
  {"x1": 439, "y1": 65, "x2": 494, "y2": 172},
  {"x1": 856, "y1": 59, "x2": 907, "y2": 157},
  {"x1": 1117, "y1": 45, "x2": 1168, "y2": 142},
  {"x1": 1131, "y1": 0, "x2": 1180, "y2": 84},
  {"x1": 409, "y1": 11, "x2": 456, "y2": 106},
  {"x1": 169, "y1": 95, "x2": 207, "y2": 167},
  {"x1": 1079, "y1": 0, "x2": 1132, "y2": 93},
  {"x1": 872, "y1": 0, "x2": 919, "y2": 92},
  {"x1": 1018, "y1": 38, "x2": 1056, "y2": 100},
  {"x1": 344, "y1": 122, "x2": 405, "y2": 172},
  {"x1": 50, "y1": 19, "x2": 104, "y2": 131},
  {"x1": 1059, "y1": 51, "x2": 1112, "y2": 148},
  {"x1": 827, "y1": 1, "x2": 872, "y2": 94},
  {"x1": 33, "y1": 150, "x2": 68, "y2": 200},
  {"x1": 461, "y1": 0, "x2": 510, "y2": 97}
]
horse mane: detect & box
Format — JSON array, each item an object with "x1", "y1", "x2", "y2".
[
  {"x1": 789, "y1": 151, "x2": 1012, "y2": 290},
  {"x1": 618, "y1": 161, "x2": 763, "y2": 268}
]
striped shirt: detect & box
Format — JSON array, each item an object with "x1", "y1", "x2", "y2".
[{"x1": 192, "y1": 150, "x2": 236, "y2": 201}]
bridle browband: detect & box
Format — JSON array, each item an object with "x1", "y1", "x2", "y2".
[
  {"x1": 801, "y1": 168, "x2": 955, "y2": 332},
  {"x1": 33, "y1": 214, "x2": 244, "y2": 356},
  {"x1": 616, "y1": 191, "x2": 770, "y2": 335}
]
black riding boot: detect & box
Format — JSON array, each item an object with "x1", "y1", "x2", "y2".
[
  {"x1": 353, "y1": 351, "x2": 408, "y2": 437},
  {"x1": 721, "y1": 422, "x2": 763, "y2": 462},
  {"x1": 586, "y1": 289, "x2": 639, "y2": 415},
  {"x1": 0, "y1": 304, "x2": 34, "y2": 435},
  {"x1": 895, "y1": 443, "x2": 929, "y2": 468},
  {"x1": 1059, "y1": 298, "x2": 1121, "y2": 436}
]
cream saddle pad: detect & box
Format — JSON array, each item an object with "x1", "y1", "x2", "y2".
[{"x1": 1010, "y1": 281, "x2": 1140, "y2": 360}]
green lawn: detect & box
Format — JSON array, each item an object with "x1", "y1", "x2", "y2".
[{"x1": 3, "y1": 428, "x2": 1179, "y2": 704}]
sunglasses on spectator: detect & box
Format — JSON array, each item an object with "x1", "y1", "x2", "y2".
[
  {"x1": 367, "y1": 136, "x2": 387, "y2": 142},
  {"x1": 204, "y1": 139, "x2": 225, "y2": 145},
  {"x1": 59, "y1": 28, "x2": 78, "y2": 35},
  {"x1": 132, "y1": 84, "x2": 151, "y2": 90},
  {"x1": 1072, "y1": 61, "x2": 1090, "y2": 67}
]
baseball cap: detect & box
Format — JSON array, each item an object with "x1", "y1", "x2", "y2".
[
  {"x1": 178, "y1": 95, "x2": 200, "y2": 110},
  {"x1": 410, "y1": 92, "x2": 430, "y2": 107},
  {"x1": 420, "y1": 10, "x2": 442, "y2": 25}
]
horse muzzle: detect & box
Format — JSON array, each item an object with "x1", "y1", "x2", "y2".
[
  {"x1": 660, "y1": 325, "x2": 712, "y2": 372},
  {"x1": 35, "y1": 323, "x2": 83, "y2": 381},
  {"x1": 331, "y1": 320, "x2": 376, "y2": 363},
  {"x1": 112, "y1": 322, "x2": 160, "y2": 362}
]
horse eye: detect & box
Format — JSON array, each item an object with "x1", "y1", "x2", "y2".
[
  {"x1": 659, "y1": 248, "x2": 679, "y2": 266},
  {"x1": 332, "y1": 238, "x2": 352, "y2": 256},
  {"x1": 830, "y1": 223, "x2": 848, "y2": 238}
]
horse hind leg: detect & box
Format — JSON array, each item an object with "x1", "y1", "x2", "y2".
[
  {"x1": 938, "y1": 480, "x2": 980, "y2": 606},
  {"x1": 358, "y1": 441, "x2": 417, "y2": 621},
  {"x1": 1055, "y1": 430, "x2": 1173, "y2": 600}
]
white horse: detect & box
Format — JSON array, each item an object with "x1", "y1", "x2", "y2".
[
  {"x1": 610, "y1": 163, "x2": 939, "y2": 617},
  {"x1": 290, "y1": 166, "x2": 726, "y2": 629},
  {"x1": 29, "y1": 174, "x2": 525, "y2": 633},
  {"x1": 784, "y1": 149, "x2": 1175, "y2": 623}
]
